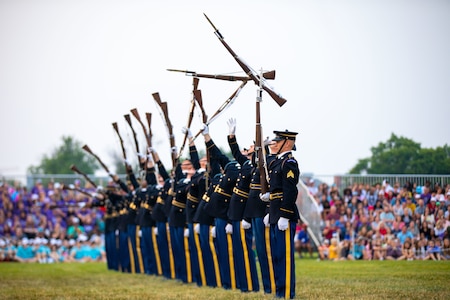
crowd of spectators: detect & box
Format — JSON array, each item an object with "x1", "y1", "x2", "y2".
[
  {"x1": 0, "y1": 179, "x2": 105, "y2": 263},
  {"x1": 2, "y1": 177, "x2": 450, "y2": 263},
  {"x1": 296, "y1": 179, "x2": 450, "y2": 261}
]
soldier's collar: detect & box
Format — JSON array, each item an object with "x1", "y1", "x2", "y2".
[{"x1": 277, "y1": 151, "x2": 291, "y2": 159}]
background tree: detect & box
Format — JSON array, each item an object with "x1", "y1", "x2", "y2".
[
  {"x1": 28, "y1": 136, "x2": 99, "y2": 174},
  {"x1": 350, "y1": 133, "x2": 450, "y2": 174}
]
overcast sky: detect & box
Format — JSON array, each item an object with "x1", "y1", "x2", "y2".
[{"x1": 1, "y1": 0, "x2": 449, "y2": 181}]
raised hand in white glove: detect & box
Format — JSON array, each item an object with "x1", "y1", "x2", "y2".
[
  {"x1": 277, "y1": 217, "x2": 289, "y2": 231},
  {"x1": 124, "y1": 158, "x2": 132, "y2": 166},
  {"x1": 148, "y1": 147, "x2": 155, "y2": 154},
  {"x1": 225, "y1": 223, "x2": 233, "y2": 234},
  {"x1": 181, "y1": 126, "x2": 193, "y2": 139},
  {"x1": 259, "y1": 192, "x2": 270, "y2": 202},
  {"x1": 184, "y1": 228, "x2": 189, "y2": 238},
  {"x1": 194, "y1": 223, "x2": 200, "y2": 234},
  {"x1": 241, "y1": 219, "x2": 251, "y2": 230},
  {"x1": 210, "y1": 226, "x2": 216, "y2": 238},
  {"x1": 227, "y1": 118, "x2": 236, "y2": 135},
  {"x1": 201, "y1": 123, "x2": 209, "y2": 135},
  {"x1": 263, "y1": 214, "x2": 270, "y2": 227},
  {"x1": 153, "y1": 227, "x2": 158, "y2": 236},
  {"x1": 171, "y1": 146, "x2": 177, "y2": 154}
]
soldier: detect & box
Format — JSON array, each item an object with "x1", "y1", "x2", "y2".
[
  {"x1": 191, "y1": 128, "x2": 223, "y2": 288},
  {"x1": 202, "y1": 124, "x2": 240, "y2": 290},
  {"x1": 226, "y1": 118, "x2": 260, "y2": 293},
  {"x1": 260, "y1": 130, "x2": 300, "y2": 299},
  {"x1": 168, "y1": 129, "x2": 199, "y2": 283}
]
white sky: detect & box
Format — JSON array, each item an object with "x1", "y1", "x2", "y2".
[{"x1": 1, "y1": 0, "x2": 449, "y2": 179}]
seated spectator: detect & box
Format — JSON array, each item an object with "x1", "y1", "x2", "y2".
[
  {"x1": 423, "y1": 239, "x2": 442, "y2": 261},
  {"x1": 339, "y1": 239, "x2": 352, "y2": 260},
  {"x1": 349, "y1": 237, "x2": 365, "y2": 260},
  {"x1": 295, "y1": 224, "x2": 313, "y2": 258},
  {"x1": 441, "y1": 238, "x2": 450, "y2": 260},
  {"x1": 434, "y1": 219, "x2": 447, "y2": 240},
  {"x1": 397, "y1": 239, "x2": 415, "y2": 261},
  {"x1": 385, "y1": 238, "x2": 402, "y2": 260},
  {"x1": 328, "y1": 238, "x2": 340, "y2": 261},
  {"x1": 318, "y1": 239, "x2": 330, "y2": 261},
  {"x1": 15, "y1": 238, "x2": 37, "y2": 263},
  {"x1": 397, "y1": 226, "x2": 414, "y2": 245},
  {"x1": 66, "y1": 217, "x2": 85, "y2": 240}
]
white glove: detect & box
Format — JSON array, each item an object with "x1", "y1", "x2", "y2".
[
  {"x1": 124, "y1": 158, "x2": 132, "y2": 166},
  {"x1": 184, "y1": 228, "x2": 189, "y2": 238},
  {"x1": 153, "y1": 227, "x2": 158, "y2": 236},
  {"x1": 147, "y1": 147, "x2": 155, "y2": 154},
  {"x1": 201, "y1": 123, "x2": 209, "y2": 135},
  {"x1": 241, "y1": 219, "x2": 251, "y2": 230},
  {"x1": 227, "y1": 118, "x2": 236, "y2": 135},
  {"x1": 259, "y1": 192, "x2": 270, "y2": 202},
  {"x1": 138, "y1": 230, "x2": 142, "y2": 237},
  {"x1": 225, "y1": 223, "x2": 233, "y2": 234},
  {"x1": 171, "y1": 146, "x2": 177, "y2": 154},
  {"x1": 210, "y1": 226, "x2": 216, "y2": 238},
  {"x1": 181, "y1": 126, "x2": 193, "y2": 138},
  {"x1": 263, "y1": 214, "x2": 270, "y2": 227},
  {"x1": 194, "y1": 223, "x2": 200, "y2": 234},
  {"x1": 278, "y1": 217, "x2": 289, "y2": 231}
]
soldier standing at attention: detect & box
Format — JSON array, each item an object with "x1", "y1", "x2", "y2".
[{"x1": 260, "y1": 130, "x2": 299, "y2": 299}]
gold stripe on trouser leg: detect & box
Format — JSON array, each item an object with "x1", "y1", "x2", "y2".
[
  {"x1": 136, "y1": 226, "x2": 144, "y2": 274},
  {"x1": 194, "y1": 226, "x2": 206, "y2": 285},
  {"x1": 227, "y1": 233, "x2": 236, "y2": 289},
  {"x1": 128, "y1": 237, "x2": 136, "y2": 274},
  {"x1": 152, "y1": 228, "x2": 162, "y2": 275},
  {"x1": 210, "y1": 226, "x2": 222, "y2": 287},
  {"x1": 167, "y1": 223, "x2": 176, "y2": 279},
  {"x1": 285, "y1": 226, "x2": 291, "y2": 300},
  {"x1": 184, "y1": 235, "x2": 192, "y2": 283},
  {"x1": 240, "y1": 225, "x2": 253, "y2": 291},
  {"x1": 265, "y1": 226, "x2": 275, "y2": 294},
  {"x1": 116, "y1": 234, "x2": 121, "y2": 272}
]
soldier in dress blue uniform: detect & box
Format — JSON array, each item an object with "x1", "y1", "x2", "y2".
[
  {"x1": 202, "y1": 124, "x2": 241, "y2": 290},
  {"x1": 260, "y1": 130, "x2": 300, "y2": 299},
  {"x1": 191, "y1": 127, "x2": 224, "y2": 288},
  {"x1": 168, "y1": 131, "x2": 199, "y2": 283},
  {"x1": 226, "y1": 118, "x2": 260, "y2": 293}
]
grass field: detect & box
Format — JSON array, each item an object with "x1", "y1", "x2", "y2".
[{"x1": 1, "y1": 258, "x2": 449, "y2": 300}]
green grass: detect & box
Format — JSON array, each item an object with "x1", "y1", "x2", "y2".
[{"x1": 1, "y1": 258, "x2": 449, "y2": 299}]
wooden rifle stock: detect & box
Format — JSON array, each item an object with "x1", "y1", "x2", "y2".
[
  {"x1": 131, "y1": 108, "x2": 152, "y2": 149},
  {"x1": 81, "y1": 145, "x2": 114, "y2": 180},
  {"x1": 167, "y1": 68, "x2": 275, "y2": 82},
  {"x1": 112, "y1": 122, "x2": 127, "y2": 162},
  {"x1": 124, "y1": 114, "x2": 140, "y2": 161},
  {"x1": 61, "y1": 183, "x2": 94, "y2": 198},
  {"x1": 203, "y1": 13, "x2": 286, "y2": 107},
  {"x1": 70, "y1": 164, "x2": 98, "y2": 188},
  {"x1": 145, "y1": 113, "x2": 153, "y2": 148},
  {"x1": 194, "y1": 89, "x2": 210, "y2": 188},
  {"x1": 178, "y1": 77, "x2": 199, "y2": 158},
  {"x1": 152, "y1": 92, "x2": 177, "y2": 169}
]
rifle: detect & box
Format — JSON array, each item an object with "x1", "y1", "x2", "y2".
[
  {"x1": 203, "y1": 13, "x2": 286, "y2": 107},
  {"x1": 81, "y1": 145, "x2": 115, "y2": 180},
  {"x1": 70, "y1": 164, "x2": 98, "y2": 188},
  {"x1": 112, "y1": 122, "x2": 128, "y2": 167},
  {"x1": 152, "y1": 92, "x2": 177, "y2": 169},
  {"x1": 167, "y1": 68, "x2": 275, "y2": 82},
  {"x1": 255, "y1": 77, "x2": 270, "y2": 194},
  {"x1": 130, "y1": 108, "x2": 151, "y2": 149},
  {"x1": 145, "y1": 112, "x2": 153, "y2": 148},
  {"x1": 178, "y1": 77, "x2": 199, "y2": 158},
  {"x1": 124, "y1": 113, "x2": 141, "y2": 163},
  {"x1": 191, "y1": 80, "x2": 247, "y2": 142},
  {"x1": 61, "y1": 183, "x2": 95, "y2": 198},
  {"x1": 192, "y1": 89, "x2": 210, "y2": 188}
]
